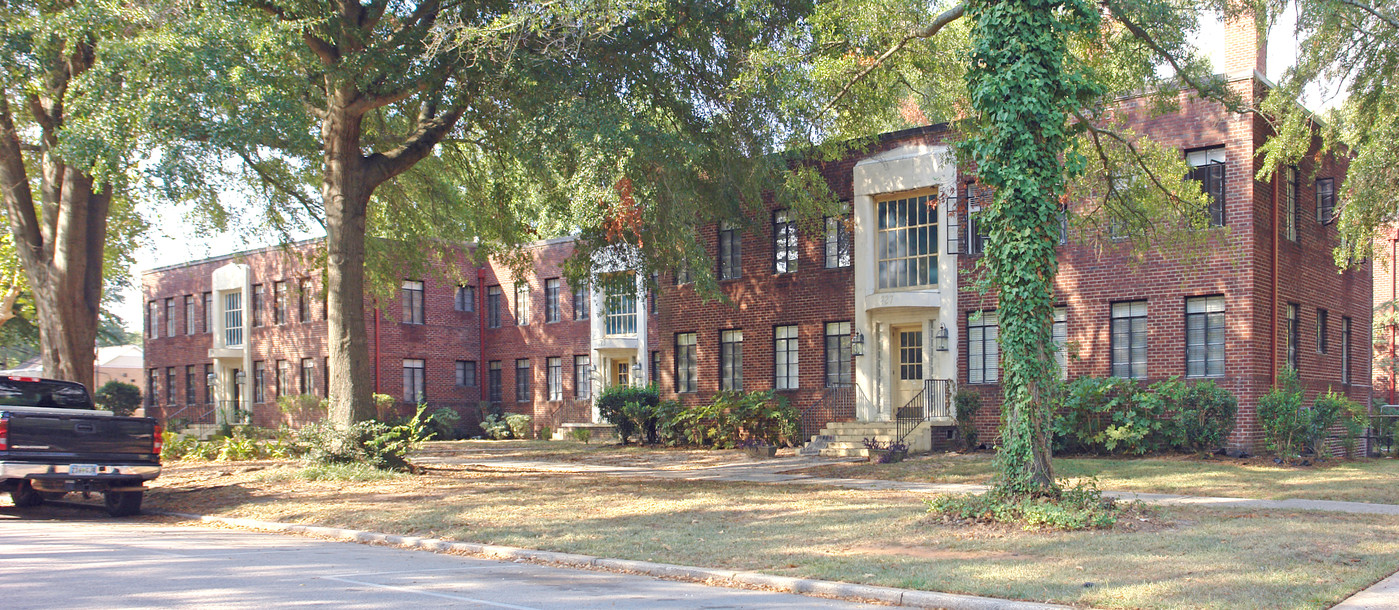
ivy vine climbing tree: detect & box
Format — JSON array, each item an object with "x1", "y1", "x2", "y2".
[{"x1": 961, "y1": 0, "x2": 1102, "y2": 496}]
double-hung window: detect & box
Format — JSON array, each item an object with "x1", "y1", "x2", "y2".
[
  {"x1": 166, "y1": 368, "x2": 176, "y2": 404},
  {"x1": 545, "y1": 278, "x2": 561, "y2": 322},
  {"x1": 675, "y1": 333, "x2": 698, "y2": 393},
  {"x1": 273, "y1": 281, "x2": 288, "y2": 325},
  {"x1": 203, "y1": 292, "x2": 213, "y2": 334},
  {"x1": 603, "y1": 274, "x2": 637, "y2": 336},
  {"x1": 166, "y1": 298, "x2": 176, "y2": 336},
  {"x1": 1284, "y1": 166, "x2": 1298, "y2": 241},
  {"x1": 1053, "y1": 307, "x2": 1068, "y2": 380},
  {"x1": 515, "y1": 359, "x2": 531, "y2": 401},
  {"x1": 456, "y1": 360, "x2": 476, "y2": 387},
  {"x1": 876, "y1": 192, "x2": 938, "y2": 289},
  {"x1": 774, "y1": 325, "x2": 799, "y2": 390},
  {"x1": 1185, "y1": 296, "x2": 1225, "y2": 378},
  {"x1": 203, "y1": 363, "x2": 213, "y2": 404},
  {"x1": 1187, "y1": 147, "x2": 1226, "y2": 227},
  {"x1": 1285, "y1": 303, "x2": 1299, "y2": 372},
  {"x1": 824, "y1": 322, "x2": 852, "y2": 386},
  {"x1": 455, "y1": 285, "x2": 475, "y2": 312},
  {"x1": 1342, "y1": 317, "x2": 1353, "y2": 384},
  {"x1": 276, "y1": 360, "x2": 291, "y2": 398},
  {"x1": 252, "y1": 361, "x2": 265, "y2": 403},
  {"x1": 300, "y1": 358, "x2": 315, "y2": 395},
  {"x1": 403, "y1": 359, "x2": 425, "y2": 403},
  {"x1": 573, "y1": 283, "x2": 590, "y2": 320},
  {"x1": 825, "y1": 209, "x2": 852, "y2": 268},
  {"x1": 224, "y1": 292, "x2": 243, "y2": 348},
  {"x1": 718, "y1": 222, "x2": 742, "y2": 280},
  {"x1": 185, "y1": 366, "x2": 196, "y2": 405},
  {"x1": 575, "y1": 355, "x2": 592, "y2": 399},
  {"x1": 547, "y1": 357, "x2": 562, "y2": 401},
  {"x1": 1316, "y1": 178, "x2": 1336, "y2": 224},
  {"x1": 299, "y1": 279, "x2": 314, "y2": 322},
  {"x1": 185, "y1": 295, "x2": 197, "y2": 335},
  {"x1": 488, "y1": 361, "x2": 503, "y2": 402},
  {"x1": 251, "y1": 284, "x2": 264, "y2": 327},
  {"x1": 773, "y1": 210, "x2": 798, "y2": 273},
  {"x1": 148, "y1": 301, "x2": 158, "y2": 338},
  {"x1": 967, "y1": 311, "x2": 999, "y2": 384},
  {"x1": 1317, "y1": 308, "x2": 1329, "y2": 353},
  {"x1": 720, "y1": 330, "x2": 743, "y2": 391},
  {"x1": 402, "y1": 280, "x2": 424, "y2": 324},
  {"x1": 514, "y1": 283, "x2": 530, "y2": 325},
  {"x1": 486, "y1": 286, "x2": 502, "y2": 328},
  {"x1": 1111, "y1": 301, "x2": 1148, "y2": 379}
]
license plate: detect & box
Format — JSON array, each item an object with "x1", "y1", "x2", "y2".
[{"x1": 69, "y1": 464, "x2": 98, "y2": 476}]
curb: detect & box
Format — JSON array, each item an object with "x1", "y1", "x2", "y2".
[{"x1": 155, "y1": 511, "x2": 1067, "y2": 609}]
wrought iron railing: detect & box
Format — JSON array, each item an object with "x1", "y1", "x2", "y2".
[
  {"x1": 160, "y1": 400, "x2": 248, "y2": 431},
  {"x1": 544, "y1": 398, "x2": 593, "y2": 431},
  {"x1": 796, "y1": 383, "x2": 856, "y2": 443},
  {"x1": 896, "y1": 379, "x2": 957, "y2": 446}
]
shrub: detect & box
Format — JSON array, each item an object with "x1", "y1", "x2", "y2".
[
  {"x1": 217, "y1": 427, "x2": 262, "y2": 461},
  {"x1": 1257, "y1": 369, "x2": 1308, "y2": 459},
  {"x1": 926, "y1": 480, "x2": 1124, "y2": 530},
  {"x1": 160, "y1": 430, "x2": 198, "y2": 461},
  {"x1": 505, "y1": 414, "x2": 533, "y2": 439},
  {"x1": 427, "y1": 407, "x2": 461, "y2": 440},
  {"x1": 95, "y1": 381, "x2": 142, "y2": 416},
  {"x1": 672, "y1": 390, "x2": 797, "y2": 448},
  {"x1": 596, "y1": 385, "x2": 660, "y2": 444},
  {"x1": 1053, "y1": 377, "x2": 1169, "y2": 455},
  {"x1": 372, "y1": 393, "x2": 396, "y2": 419},
  {"x1": 1314, "y1": 390, "x2": 1368, "y2": 458},
  {"x1": 1155, "y1": 378, "x2": 1237, "y2": 453},
  {"x1": 360, "y1": 405, "x2": 433, "y2": 471},
  {"x1": 568, "y1": 427, "x2": 592, "y2": 443},
  {"x1": 276, "y1": 394, "x2": 328, "y2": 421},
  {"x1": 537, "y1": 426, "x2": 551, "y2": 441},
  {"x1": 953, "y1": 389, "x2": 982, "y2": 450},
  {"x1": 480, "y1": 414, "x2": 511, "y2": 440}
]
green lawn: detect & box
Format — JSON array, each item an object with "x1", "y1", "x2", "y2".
[
  {"x1": 146, "y1": 459, "x2": 1399, "y2": 610},
  {"x1": 796, "y1": 453, "x2": 1399, "y2": 504}
]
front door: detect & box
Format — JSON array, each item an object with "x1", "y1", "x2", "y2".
[
  {"x1": 893, "y1": 326, "x2": 923, "y2": 415},
  {"x1": 614, "y1": 360, "x2": 630, "y2": 387}
]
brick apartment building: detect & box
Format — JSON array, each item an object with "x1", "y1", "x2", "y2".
[
  {"x1": 1375, "y1": 227, "x2": 1399, "y2": 405},
  {"x1": 142, "y1": 20, "x2": 1370, "y2": 451}
]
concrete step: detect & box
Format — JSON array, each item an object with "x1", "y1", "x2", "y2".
[{"x1": 820, "y1": 446, "x2": 871, "y2": 458}]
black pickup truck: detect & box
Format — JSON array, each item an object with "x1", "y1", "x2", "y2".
[{"x1": 0, "y1": 376, "x2": 161, "y2": 516}]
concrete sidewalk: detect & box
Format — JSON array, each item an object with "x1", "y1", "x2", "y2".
[{"x1": 418, "y1": 455, "x2": 1399, "y2": 516}]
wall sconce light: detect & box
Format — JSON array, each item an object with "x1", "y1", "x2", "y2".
[
  {"x1": 936, "y1": 324, "x2": 950, "y2": 352},
  {"x1": 631, "y1": 362, "x2": 642, "y2": 385},
  {"x1": 235, "y1": 370, "x2": 247, "y2": 385},
  {"x1": 207, "y1": 372, "x2": 217, "y2": 386},
  {"x1": 851, "y1": 330, "x2": 865, "y2": 357}
]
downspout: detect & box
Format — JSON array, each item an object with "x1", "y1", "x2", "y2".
[
  {"x1": 1271, "y1": 165, "x2": 1280, "y2": 385},
  {"x1": 373, "y1": 297, "x2": 380, "y2": 394}
]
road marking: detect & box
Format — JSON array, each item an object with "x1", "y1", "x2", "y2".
[{"x1": 321, "y1": 575, "x2": 541, "y2": 609}]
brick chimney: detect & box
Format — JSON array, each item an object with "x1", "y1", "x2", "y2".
[{"x1": 1221, "y1": 10, "x2": 1266, "y2": 75}]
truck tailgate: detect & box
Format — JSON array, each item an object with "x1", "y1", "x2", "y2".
[{"x1": 5, "y1": 412, "x2": 157, "y2": 461}]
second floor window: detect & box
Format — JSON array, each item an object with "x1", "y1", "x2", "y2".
[
  {"x1": 185, "y1": 295, "x2": 197, "y2": 335},
  {"x1": 1316, "y1": 178, "x2": 1336, "y2": 224},
  {"x1": 203, "y1": 292, "x2": 213, "y2": 334},
  {"x1": 403, "y1": 359, "x2": 425, "y2": 403},
  {"x1": 720, "y1": 329, "x2": 743, "y2": 391},
  {"x1": 1284, "y1": 165, "x2": 1298, "y2": 241},
  {"x1": 487, "y1": 286, "x2": 502, "y2": 328},
  {"x1": 402, "y1": 280, "x2": 424, "y2": 324},
  {"x1": 545, "y1": 278, "x2": 561, "y2": 322},
  {"x1": 604, "y1": 274, "x2": 637, "y2": 336},
  {"x1": 273, "y1": 281, "x2": 287, "y2": 324},
  {"x1": 455, "y1": 285, "x2": 475, "y2": 312},
  {"x1": 876, "y1": 192, "x2": 938, "y2": 289},
  {"x1": 251, "y1": 284, "x2": 264, "y2": 327},
  {"x1": 1187, "y1": 147, "x2": 1226, "y2": 228},
  {"x1": 774, "y1": 210, "x2": 798, "y2": 273},
  {"x1": 774, "y1": 325, "x2": 798, "y2": 390},
  {"x1": 166, "y1": 298, "x2": 176, "y2": 336},
  {"x1": 515, "y1": 283, "x2": 530, "y2": 325},
  {"x1": 299, "y1": 278, "x2": 313, "y2": 322},
  {"x1": 1111, "y1": 301, "x2": 1148, "y2": 379},
  {"x1": 1185, "y1": 296, "x2": 1225, "y2": 378},
  {"x1": 676, "y1": 333, "x2": 698, "y2": 393},
  {"x1": 224, "y1": 292, "x2": 243, "y2": 348},
  {"x1": 148, "y1": 301, "x2": 158, "y2": 338},
  {"x1": 718, "y1": 222, "x2": 741, "y2": 280},
  {"x1": 825, "y1": 212, "x2": 852, "y2": 268},
  {"x1": 573, "y1": 283, "x2": 590, "y2": 320}
]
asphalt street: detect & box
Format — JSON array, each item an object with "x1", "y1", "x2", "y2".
[{"x1": 0, "y1": 502, "x2": 887, "y2": 609}]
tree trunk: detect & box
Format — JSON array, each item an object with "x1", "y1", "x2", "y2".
[{"x1": 322, "y1": 106, "x2": 378, "y2": 426}]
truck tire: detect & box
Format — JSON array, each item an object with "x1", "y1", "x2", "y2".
[
  {"x1": 10, "y1": 481, "x2": 44, "y2": 508},
  {"x1": 104, "y1": 490, "x2": 143, "y2": 517}
]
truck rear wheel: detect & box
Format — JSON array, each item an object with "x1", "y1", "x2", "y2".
[
  {"x1": 104, "y1": 490, "x2": 143, "y2": 517},
  {"x1": 10, "y1": 481, "x2": 44, "y2": 508}
]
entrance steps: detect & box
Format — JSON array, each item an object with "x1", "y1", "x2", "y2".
[{"x1": 801, "y1": 420, "x2": 957, "y2": 457}]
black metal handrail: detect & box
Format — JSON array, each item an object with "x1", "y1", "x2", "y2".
[
  {"x1": 895, "y1": 379, "x2": 957, "y2": 446},
  {"x1": 544, "y1": 398, "x2": 593, "y2": 430},
  {"x1": 796, "y1": 383, "x2": 856, "y2": 443}
]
